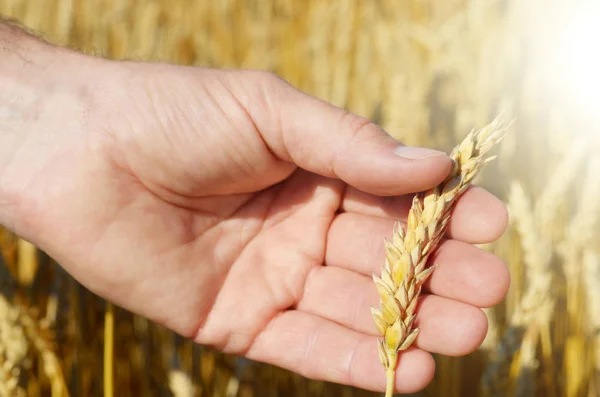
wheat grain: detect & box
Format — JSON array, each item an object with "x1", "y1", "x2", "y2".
[{"x1": 372, "y1": 118, "x2": 508, "y2": 397}]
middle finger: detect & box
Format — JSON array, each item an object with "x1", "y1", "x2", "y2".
[{"x1": 341, "y1": 185, "x2": 508, "y2": 244}]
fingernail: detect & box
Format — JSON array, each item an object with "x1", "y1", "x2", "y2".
[{"x1": 394, "y1": 145, "x2": 447, "y2": 159}]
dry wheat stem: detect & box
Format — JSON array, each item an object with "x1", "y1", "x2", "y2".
[
  {"x1": 104, "y1": 303, "x2": 115, "y2": 397},
  {"x1": 372, "y1": 118, "x2": 508, "y2": 397}
]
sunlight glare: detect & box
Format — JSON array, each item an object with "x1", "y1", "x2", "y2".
[{"x1": 556, "y1": 7, "x2": 600, "y2": 115}]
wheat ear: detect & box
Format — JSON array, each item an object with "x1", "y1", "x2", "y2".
[
  {"x1": 0, "y1": 295, "x2": 29, "y2": 397},
  {"x1": 372, "y1": 119, "x2": 508, "y2": 397}
]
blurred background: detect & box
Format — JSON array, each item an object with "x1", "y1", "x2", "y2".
[{"x1": 1, "y1": 0, "x2": 600, "y2": 396}]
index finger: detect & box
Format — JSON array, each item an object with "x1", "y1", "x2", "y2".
[{"x1": 341, "y1": 185, "x2": 508, "y2": 243}]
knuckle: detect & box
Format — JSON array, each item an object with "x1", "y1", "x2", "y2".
[
  {"x1": 340, "y1": 112, "x2": 379, "y2": 142},
  {"x1": 237, "y1": 70, "x2": 290, "y2": 115},
  {"x1": 244, "y1": 70, "x2": 287, "y2": 94},
  {"x1": 258, "y1": 70, "x2": 285, "y2": 85},
  {"x1": 329, "y1": 113, "x2": 378, "y2": 178}
]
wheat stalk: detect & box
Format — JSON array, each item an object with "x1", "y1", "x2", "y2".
[
  {"x1": 104, "y1": 303, "x2": 115, "y2": 397},
  {"x1": 372, "y1": 118, "x2": 509, "y2": 397}
]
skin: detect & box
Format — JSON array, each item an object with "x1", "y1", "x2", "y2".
[{"x1": 0, "y1": 22, "x2": 510, "y2": 394}]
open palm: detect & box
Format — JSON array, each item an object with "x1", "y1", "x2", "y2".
[{"x1": 7, "y1": 55, "x2": 509, "y2": 394}]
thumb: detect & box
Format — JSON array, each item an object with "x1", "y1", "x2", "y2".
[{"x1": 245, "y1": 72, "x2": 452, "y2": 196}]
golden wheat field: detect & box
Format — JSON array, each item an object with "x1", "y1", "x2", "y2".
[{"x1": 1, "y1": 0, "x2": 600, "y2": 396}]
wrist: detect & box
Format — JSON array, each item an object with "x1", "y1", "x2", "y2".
[
  {"x1": 0, "y1": 23, "x2": 40, "y2": 230},
  {"x1": 0, "y1": 22, "x2": 91, "y2": 234}
]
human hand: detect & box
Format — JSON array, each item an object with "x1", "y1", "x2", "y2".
[{"x1": 0, "y1": 31, "x2": 509, "y2": 394}]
